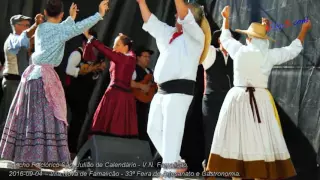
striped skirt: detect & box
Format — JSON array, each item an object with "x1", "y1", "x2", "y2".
[{"x1": 206, "y1": 87, "x2": 295, "y2": 179}]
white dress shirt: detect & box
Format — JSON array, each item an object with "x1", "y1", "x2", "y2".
[
  {"x1": 220, "y1": 29, "x2": 303, "y2": 88},
  {"x1": 142, "y1": 9, "x2": 205, "y2": 84},
  {"x1": 202, "y1": 46, "x2": 229, "y2": 70},
  {"x1": 132, "y1": 68, "x2": 151, "y2": 80},
  {"x1": 66, "y1": 51, "x2": 81, "y2": 77}
]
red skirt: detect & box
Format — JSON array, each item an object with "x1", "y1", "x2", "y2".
[{"x1": 91, "y1": 86, "x2": 138, "y2": 136}]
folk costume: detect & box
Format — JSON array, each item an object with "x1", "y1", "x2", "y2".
[
  {"x1": 65, "y1": 43, "x2": 104, "y2": 153},
  {"x1": 143, "y1": 7, "x2": 211, "y2": 176},
  {"x1": 0, "y1": 12, "x2": 102, "y2": 164},
  {"x1": 0, "y1": 15, "x2": 32, "y2": 135},
  {"x1": 202, "y1": 30, "x2": 240, "y2": 166},
  {"x1": 206, "y1": 23, "x2": 303, "y2": 179},
  {"x1": 84, "y1": 37, "x2": 138, "y2": 137}
]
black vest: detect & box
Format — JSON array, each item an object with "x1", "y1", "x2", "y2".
[
  {"x1": 67, "y1": 48, "x2": 97, "y2": 96},
  {"x1": 135, "y1": 65, "x2": 153, "y2": 82},
  {"x1": 205, "y1": 50, "x2": 233, "y2": 94}
]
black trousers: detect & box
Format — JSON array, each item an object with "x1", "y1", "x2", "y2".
[
  {"x1": 0, "y1": 78, "x2": 2, "y2": 102},
  {"x1": 66, "y1": 77, "x2": 96, "y2": 153},
  {"x1": 202, "y1": 91, "x2": 228, "y2": 163}
]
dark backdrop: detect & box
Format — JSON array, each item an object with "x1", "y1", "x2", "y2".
[
  {"x1": 0, "y1": 0, "x2": 319, "y2": 178},
  {"x1": 0, "y1": 0, "x2": 177, "y2": 85}
]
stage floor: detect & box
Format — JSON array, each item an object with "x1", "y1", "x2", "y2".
[{"x1": 0, "y1": 160, "x2": 318, "y2": 180}]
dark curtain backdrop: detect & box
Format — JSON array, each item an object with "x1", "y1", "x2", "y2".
[
  {"x1": 1, "y1": 0, "x2": 320, "y2": 177},
  {"x1": 207, "y1": 0, "x2": 320, "y2": 178}
]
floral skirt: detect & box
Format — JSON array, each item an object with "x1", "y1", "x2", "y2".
[{"x1": 0, "y1": 78, "x2": 70, "y2": 165}]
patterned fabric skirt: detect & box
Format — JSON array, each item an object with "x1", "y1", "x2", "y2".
[
  {"x1": 0, "y1": 78, "x2": 71, "y2": 165},
  {"x1": 206, "y1": 87, "x2": 295, "y2": 179},
  {"x1": 91, "y1": 86, "x2": 138, "y2": 136}
]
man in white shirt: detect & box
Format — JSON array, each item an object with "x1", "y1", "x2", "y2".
[
  {"x1": 0, "y1": 14, "x2": 42, "y2": 134},
  {"x1": 65, "y1": 30, "x2": 106, "y2": 155},
  {"x1": 137, "y1": 0, "x2": 211, "y2": 177}
]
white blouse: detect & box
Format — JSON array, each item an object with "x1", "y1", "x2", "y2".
[{"x1": 220, "y1": 29, "x2": 303, "y2": 88}]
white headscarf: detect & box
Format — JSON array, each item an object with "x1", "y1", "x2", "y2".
[
  {"x1": 246, "y1": 36, "x2": 271, "y2": 75},
  {"x1": 246, "y1": 36, "x2": 270, "y2": 55}
]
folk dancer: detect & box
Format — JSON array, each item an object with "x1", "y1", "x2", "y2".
[
  {"x1": 206, "y1": 6, "x2": 311, "y2": 180},
  {"x1": 0, "y1": 15, "x2": 36, "y2": 134},
  {"x1": 137, "y1": 0, "x2": 211, "y2": 178},
  {"x1": 83, "y1": 32, "x2": 138, "y2": 137},
  {"x1": 0, "y1": 0, "x2": 108, "y2": 170}
]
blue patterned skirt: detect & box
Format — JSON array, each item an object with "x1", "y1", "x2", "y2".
[{"x1": 0, "y1": 78, "x2": 71, "y2": 165}]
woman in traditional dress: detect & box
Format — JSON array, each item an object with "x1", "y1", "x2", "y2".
[
  {"x1": 83, "y1": 32, "x2": 145, "y2": 137},
  {"x1": 206, "y1": 6, "x2": 312, "y2": 180},
  {"x1": 0, "y1": 0, "x2": 108, "y2": 170}
]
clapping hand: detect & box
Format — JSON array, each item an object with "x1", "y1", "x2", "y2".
[
  {"x1": 35, "y1": 14, "x2": 44, "y2": 25},
  {"x1": 221, "y1": 6, "x2": 230, "y2": 18},
  {"x1": 302, "y1": 19, "x2": 312, "y2": 31},
  {"x1": 99, "y1": 0, "x2": 109, "y2": 17},
  {"x1": 69, "y1": 3, "x2": 79, "y2": 20}
]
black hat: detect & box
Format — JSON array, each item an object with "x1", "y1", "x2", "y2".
[
  {"x1": 10, "y1": 15, "x2": 31, "y2": 26},
  {"x1": 135, "y1": 46, "x2": 154, "y2": 56},
  {"x1": 212, "y1": 29, "x2": 241, "y2": 48}
]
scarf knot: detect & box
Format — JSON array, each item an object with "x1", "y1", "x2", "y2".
[{"x1": 169, "y1": 32, "x2": 183, "y2": 44}]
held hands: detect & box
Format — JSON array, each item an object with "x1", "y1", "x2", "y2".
[
  {"x1": 83, "y1": 30, "x2": 92, "y2": 39},
  {"x1": 221, "y1": 6, "x2": 230, "y2": 18},
  {"x1": 99, "y1": 0, "x2": 109, "y2": 17},
  {"x1": 69, "y1": 3, "x2": 79, "y2": 20},
  {"x1": 35, "y1": 14, "x2": 44, "y2": 25}
]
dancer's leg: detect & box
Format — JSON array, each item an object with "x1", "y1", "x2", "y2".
[
  {"x1": 161, "y1": 94, "x2": 193, "y2": 178},
  {"x1": 147, "y1": 94, "x2": 164, "y2": 157}
]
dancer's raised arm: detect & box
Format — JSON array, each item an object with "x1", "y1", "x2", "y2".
[
  {"x1": 174, "y1": 0, "x2": 188, "y2": 20},
  {"x1": 83, "y1": 31, "x2": 133, "y2": 64},
  {"x1": 136, "y1": 0, "x2": 151, "y2": 23},
  {"x1": 219, "y1": 6, "x2": 243, "y2": 59},
  {"x1": 59, "y1": 0, "x2": 109, "y2": 42},
  {"x1": 137, "y1": 0, "x2": 175, "y2": 48},
  {"x1": 26, "y1": 14, "x2": 44, "y2": 38},
  {"x1": 269, "y1": 20, "x2": 311, "y2": 66},
  {"x1": 175, "y1": 1, "x2": 205, "y2": 45}
]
